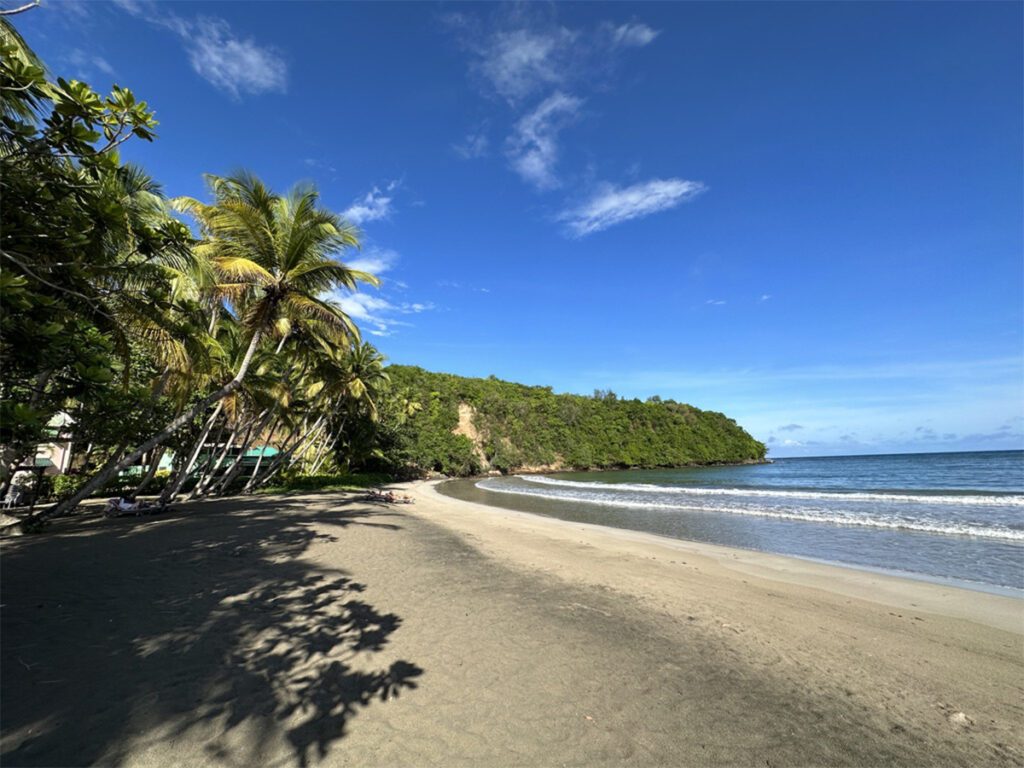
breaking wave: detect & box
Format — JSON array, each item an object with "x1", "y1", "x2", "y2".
[
  {"x1": 515, "y1": 474, "x2": 1024, "y2": 507},
  {"x1": 474, "y1": 476, "x2": 1024, "y2": 542}
]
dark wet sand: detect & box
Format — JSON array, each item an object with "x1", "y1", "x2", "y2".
[{"x1": 2, "y1": 484, "x2": 1021, "y2": 766}]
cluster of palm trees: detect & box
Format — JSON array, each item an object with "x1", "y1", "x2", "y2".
[
  {"x1": 42, "y1": 172, "x2": 392, "y2": 518},
  {"x1": 1, "y1": 15, "x2": 398, "y2": 522}
]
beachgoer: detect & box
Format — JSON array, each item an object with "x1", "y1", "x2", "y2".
[
  {"x1": 117, "y1": 495, "x2": 140, "y2": 512},
  {"x1": 105, "y1": 494, "x2": 146, "y2": 516}
]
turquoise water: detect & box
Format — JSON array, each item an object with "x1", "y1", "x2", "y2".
[{"x1": 440, "y1": 450, "x2": 1024, "y2": 593}]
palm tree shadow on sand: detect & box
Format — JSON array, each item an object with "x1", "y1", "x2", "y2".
[{"x1": 1, "y1": 496, "x2": 423, "y2": 767}]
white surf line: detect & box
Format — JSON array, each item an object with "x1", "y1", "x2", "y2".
[
  {"x1": 476, "y1": 481, "x2": 1024, "y2": 542},
  {"x1": 515, "y1": 475, "x2": 1024, "y2": 507}
]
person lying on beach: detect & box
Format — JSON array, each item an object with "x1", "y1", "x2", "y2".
[
  {"x1": 104, "y1": 495, "x2": 140, "y2": 515},
  {"x1": 103, "y1": 495, "x2": 167, "y2": 517}
]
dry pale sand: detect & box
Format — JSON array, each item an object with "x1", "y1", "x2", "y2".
[{"x1": 1, "y1": 481, "x2": 1022, "y2": 767}]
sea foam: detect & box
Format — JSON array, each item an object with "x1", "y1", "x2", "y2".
[
  {"x1": 515, "y1": 474, "x2": 1024, "y2": 507},
  {"x1": 475, "y1": 477, "x2": 1024, "y2": 542}
]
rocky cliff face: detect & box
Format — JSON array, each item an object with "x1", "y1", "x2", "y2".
[
  {"x1": 452, "y1": 403, "x2": 490, "y2": 469},
  {"x1": 451, "y1": 402, "x2": 568, "y2": 474}
]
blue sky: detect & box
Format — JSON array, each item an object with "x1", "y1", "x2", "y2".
[{"x1": 20, "y1": 1, "x2": 1024, "y2": 457}]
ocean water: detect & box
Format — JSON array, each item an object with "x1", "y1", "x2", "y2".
[{"x1": 439, "y1": 450, "x2": 1024, "y2": 593}]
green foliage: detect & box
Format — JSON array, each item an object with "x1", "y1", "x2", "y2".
[
  {"x1": 375, "y1": 366, "x2": 766, "y2": 477},
  {"x1": 48, "y1": 467, "x2": 172, "y2": 501},
  {"x1": 259, "y1": 472, "x2": 392, "y2": 494},
  {"x1": 1, "y1": 17, "x2": 193, "y2": 475},
  {"x1": 51, "y1": 473, "x2": 88, "y2": 500}
]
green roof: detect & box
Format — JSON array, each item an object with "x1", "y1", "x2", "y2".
[{"x1": 243, "y1": 446, "x2": 279, "y2": 458}]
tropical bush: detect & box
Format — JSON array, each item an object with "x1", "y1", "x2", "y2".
[{"x1": 51, "y1": 474, "x2": 89, "y2": 501}]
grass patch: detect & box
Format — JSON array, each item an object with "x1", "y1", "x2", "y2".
[{"x1": 257, "y1": 472, "x2": 394, "y2": 495}]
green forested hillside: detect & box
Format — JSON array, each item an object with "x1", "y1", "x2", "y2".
[{"x1": 371, "y1": 366, "x2": 766, "y2": 477}]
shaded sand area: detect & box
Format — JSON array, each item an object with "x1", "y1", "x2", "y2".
[{"x1": 2, "y1": 481, "x2": 1022, "y2": 767}]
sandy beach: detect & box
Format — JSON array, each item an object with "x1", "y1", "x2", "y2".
[{"x1": 2, "y1": 481, "x2": 1022, "y2": 767}]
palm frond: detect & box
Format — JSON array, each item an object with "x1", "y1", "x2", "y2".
[
  {"x1": 214, "y1": 256, "x2": 275, "y2": 284},
  {"x1": 288, "y1": 260, "x2": 380, "y2": 292}
]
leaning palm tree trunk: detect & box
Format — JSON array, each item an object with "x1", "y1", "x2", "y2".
[
  {"x1": 126, "y1": 371, "x2": 177, "y2": 496},
  {"x1": 243, "y1": 415, "x2": 313, "y2": 493},
  {"x1": 192, "y1": 410, "x2": 256, "y2": 498},
  {"x1": 39, "y1": 329, "x2": 263, "y2": 520},
  {"x1": 251, "y1": 415, "x2": 328, "y2": 490},
  {"x1": 290, "y1": 419, "x2": 329, "y2": 473},
  {"x1": 308, "y1": 424, "x2": 341, "y2": 474},
  {"x1": 191, "y1": 427, "x2": 238, "y2": 499},
  {"x1": 132, "y1": 447, "x2": 166, "y2": 495},
  {"x1": 242, "y1": 421, "x2": 301, "y2": 493},
  {"x1": 181, "y1": 405, "x2": 231, "y2": 498},
  {"x1": 215, "y1": 411, "x2": 275, "y2": 495},
  {"x1": 254, "y1": 427, "x2": 325, "y2": 490},
  {"x1": 161, "y1": 400, "x2": 224, "y2": 503},
  {"x1": 242, "y1": 447, "x2": 269, "y2": 494}
]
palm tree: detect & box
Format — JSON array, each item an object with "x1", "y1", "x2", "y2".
[
  {"x1": 43, "y1": 172, "x2": 377, "y2": 519},
  {"x1": 0, "y1": 17, "x2": 47, "y2": 123},
  {"x1": 305, "y1": 343, "x2": 390, "y2": 474},
  {"x1": 341, "y1": 343, "x2": 389, "y2": 420}
]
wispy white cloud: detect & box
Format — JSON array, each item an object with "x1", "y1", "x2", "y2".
[
  {"x1": 110, "y1": 0, "x2": 144, "y2": 14},
  {"x1": 448, "y1": 11, "x2": 659, "y2": 106},
  {"x1": 326, "y1": 244, "x2": 433, "y2": 336},
  {"x1": 760, "y1": 294, "x2": 772, "y2": 302},
  {"x1": 93, "y1": 56, "x2": 115, "y2": 75},
  {"x1": 467, "y1": 24, "x2": 576, "y2": 105},
  {"x1": 345, "y1": 247, "x2": 399, "y2": 277},
  {"x1": 507, "y1": 91, "x2": 583, "y2": 190},
  {"x1": 437, "y1": 279, "x2": 491, "y2": 293},
  {"x1": 447, "y1": 9, "x2": 667, "y2": 204},
  {"x1": 333, "y1": 294, "x2": 401, "y2": 337},
  {"x1": 302, "y1": 157, "x2": 337, "y2": 175},
  {"x1": 606, "y1": 22, "x2": 660, "y2": 48},
  {"x1": 343, "y1": 181, "x2": 400, "y2": 226},
  {"x1": 58, "y1": 0, "x2": 94, "y2": 19},
  {"x1": 332, "y1": 291, "x2": 435, "y2": 337},
  {"x1": 66, "y1": 49, "x2": 116, "y2": 79},
  {"x1": 559, "y1": 178, "x2": 706, "y2": 236},
  {"x1": 182, "y1": 17, "x2": 287, "y2": 99},
  {"x1": 111, "y1": 2, "x2": 286, "y2": 98},
  {"x1": 454, "y1": 126, "x2": 490, "y2": 159}
]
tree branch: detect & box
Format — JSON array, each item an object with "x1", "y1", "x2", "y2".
[{"x1": 0, "y1": 1, "x2": 40, "y2": 16}]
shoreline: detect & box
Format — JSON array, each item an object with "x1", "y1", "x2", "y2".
[
  {"x1": 465, "y1": 456, "x2": 772, "y2": 478},
  {"x1": 412, "y1": 480, "x2": 1022, "y2": 633},
  {"x1": 436, "y1": 477, "x2": 1024, "y2": 601}
]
